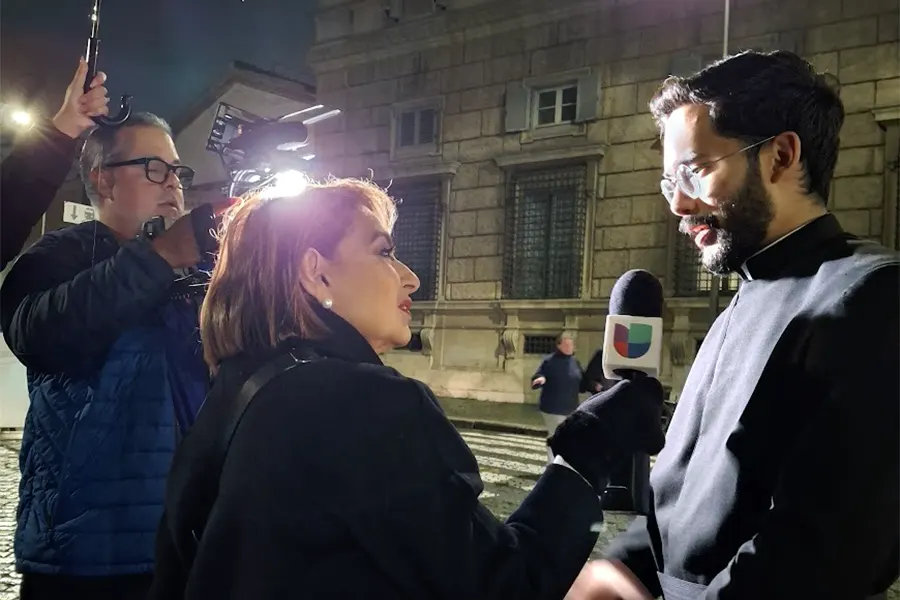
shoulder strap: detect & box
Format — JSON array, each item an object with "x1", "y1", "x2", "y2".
[
  {"x1": 187, "y1": 347, "x2": 319, "y2": 553},
  {"x1": 214, "y1": 348, "x2": 316, "y2": 464}
]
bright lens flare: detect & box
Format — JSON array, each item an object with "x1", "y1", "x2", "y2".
[
  {"x1": 260, "y1": 170, "x2": 309, "y2": 199},
  {"x1": 11, "y1": 110, "x2": 32, "y2": 126}
]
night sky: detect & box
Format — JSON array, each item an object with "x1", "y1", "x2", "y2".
[{"x1": 0, "y1": 0, "x2": 317, "y2": 125}]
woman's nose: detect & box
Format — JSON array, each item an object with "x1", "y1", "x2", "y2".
[{"x1": 399, "y1": 261, "x2": 420, "y2": 294}]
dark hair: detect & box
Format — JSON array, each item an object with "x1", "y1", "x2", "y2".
[
  {"x1": 650, "y1": 50, "x2": 844, "y2": 205},
  {"x1": 79, "y1": 112, "x2": 173, "y2": 205}
]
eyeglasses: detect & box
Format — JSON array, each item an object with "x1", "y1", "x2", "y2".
[
  {"x1": 660, "y1": 136, "x2": 775, "y2": 203},
  {"x1": 103, "y1": 158, "x2": 195, "y2": 190}
]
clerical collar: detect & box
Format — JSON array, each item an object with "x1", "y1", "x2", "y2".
[{"x1": 738, "y1": 213, "x2": 843, "y2": 281}]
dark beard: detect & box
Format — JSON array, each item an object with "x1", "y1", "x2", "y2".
[{"x1": 678, "y1": 160, "x2": 774, "y2": 275}]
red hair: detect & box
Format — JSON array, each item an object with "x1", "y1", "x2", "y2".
[{"x1": 200, "y1": 177, "x2": 397, "y2": 371}]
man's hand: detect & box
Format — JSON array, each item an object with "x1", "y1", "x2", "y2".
[
  {"x1": 52, "y1": 58, "x2": 109, "y2": 139},
  {"x1": 151, "y1": 212, "x2": 201, "y2": 269},
  {"x1": 532, "y1": 376, "x2": 547, "y2": 388},
  {"x1": 565, "y1": 560, "x2": 653, "y2": 600}
]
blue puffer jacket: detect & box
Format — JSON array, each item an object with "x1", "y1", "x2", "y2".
[{"x1": 0, "y1": 221, "x2": 209, "y2": 576}]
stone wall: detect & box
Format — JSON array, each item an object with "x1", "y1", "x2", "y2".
[{"x1": 308, "y1": 0, "x2": 900, "y2": 403}]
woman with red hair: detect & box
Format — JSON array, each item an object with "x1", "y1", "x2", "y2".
[{"x1": 150, "y1": 177, "x2": 664, "y2": 599}]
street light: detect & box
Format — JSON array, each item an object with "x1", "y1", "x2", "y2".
[
  {"x1": 1, "y1": 106, "x2": 36, "y2": 134},
  {"x1": 11, "y1": 110, "x2": 32, "y2": 127}
]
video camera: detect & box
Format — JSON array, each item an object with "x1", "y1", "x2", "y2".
[
  {"x1": 134, "y1": 102, "x2": 339, "y2": 298},
  {"x1": 139, "y1": 203, "x2": 220, "y2": 301},
  {"x1": 205, "y1": 102, "x2": 340, "y2": 197}
]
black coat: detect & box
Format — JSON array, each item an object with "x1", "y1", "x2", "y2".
[
  {"x1": 150, "y1": 310, "x2": 603, "y2": 599},
  {"x1": 0, "y1": 121, "x2": 79, "y2": 270},
  {"x1": 532, "y1": 353, "x2": 585, "y2": 416},
  {"x1": 605, "y1": 214, "x2": 900, "y2": 598}
]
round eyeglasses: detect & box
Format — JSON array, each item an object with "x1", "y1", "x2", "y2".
[
  {"x1": 660, "y1": 136, "x2": 775, "y2": 203},
  {"x1": 103, "y1": 157, "x2": 196, "y2": 190}
]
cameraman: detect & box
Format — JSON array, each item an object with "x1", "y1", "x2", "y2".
[{"x1": 0, "y1": 60, "x2": 212, "y2": 600}]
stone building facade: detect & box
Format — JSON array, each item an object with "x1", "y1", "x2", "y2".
[{"x1": 306, "y1": 0, "x2": 900, "y2": 404}]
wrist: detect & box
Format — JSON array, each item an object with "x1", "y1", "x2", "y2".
[{"x1": 51, "y1": 115, "x2": 85, "y2": 140}]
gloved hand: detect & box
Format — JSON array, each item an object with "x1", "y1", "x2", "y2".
[{"x1": 548, "y1": 377, "x2": 665, "y2": 493}]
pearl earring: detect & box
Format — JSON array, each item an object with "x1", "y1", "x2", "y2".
[{"x1": 322, "y1": 298, "x2": 333, "y2": 310}]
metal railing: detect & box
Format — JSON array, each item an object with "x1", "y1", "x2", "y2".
[
  {"x1": 672, "y1": 231, "x2": 740, "y2": 297},
  {"x1": 390, "y1": 179, "x2": 442, "y2": 301},
  {"x1": 523, "y1": 335, "x2": 557, "y2": 355},
  {"x1": 503, "y1": 165, "x2": 588, "y2": 300}
]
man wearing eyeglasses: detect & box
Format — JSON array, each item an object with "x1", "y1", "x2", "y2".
[
  {"x1": 0, "y1": 62, "x2": 213, "y2": 600},
  {"x1": 568, "y1": 50, "x2": 898, "y2": 600}
]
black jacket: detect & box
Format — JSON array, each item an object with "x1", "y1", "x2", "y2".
[
  {"x1": 532, "y1": 352, "x2": 585, "y2": 415},
  {"x1": 605, "y1": 214, "x2": 899, "y2": 598},
  {"x1": 150, "y1": 309, "x2": 603, "y2": 599},
  {"x1": 1, "y1": 121, "x2": 79, "y2": 270}
]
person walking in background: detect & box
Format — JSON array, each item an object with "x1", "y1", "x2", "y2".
[
  {"x1": 531, "y1": 334, "x2": 585, "y2": 461},
  {"x1": 582, "y1": 349, "x2": 616, "y2": 394}
]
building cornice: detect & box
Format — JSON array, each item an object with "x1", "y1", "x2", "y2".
[
  {"x1": 493, "y1": 143, "x2": 608, "y2": 169},
  {"x1": 872, "y1": 107, "x2": 900, "y2": 129},
  {"x1": 409, "y1": 296, "x2": 715, "y2": 316},
  {"x1": 383, "y1": 160, "x2": 461, "y2": 180}
]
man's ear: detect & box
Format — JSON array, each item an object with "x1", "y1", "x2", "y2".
[
  {"x1": 297, "y1": 247, "x2": 331, "y2": 303},
  {"x1": 91, "y1": 167, "x2": 114, "y2": 201},
  {"x1": 769, "y1": 131, "x2": 801, "y2": 185}
]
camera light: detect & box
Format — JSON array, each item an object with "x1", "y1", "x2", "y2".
[{"x1": 260, "y1": 170, "x2": 309, "y2": 199}]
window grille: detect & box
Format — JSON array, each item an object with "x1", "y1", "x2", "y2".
[
  {"x1": 503, "y1": 165, "x2": 587, "y2": 299},
  {"x1": 389, "y1": 179, "x2": 442, "y2": 301},
  {"x1": 672, "y1": 232, "x2": 740, "y2": 296},
  {"x1": 524, "y1": 335, "x2": 557, "y2": 355}
]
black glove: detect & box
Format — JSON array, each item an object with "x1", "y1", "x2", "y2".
[{"x1": 548, "y1": 377, "x2": 665, "y2": 492}]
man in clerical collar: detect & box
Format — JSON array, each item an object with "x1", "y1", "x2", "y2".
[{"x1": 569, "y1": 50, "x2": 898, "y2": 600}]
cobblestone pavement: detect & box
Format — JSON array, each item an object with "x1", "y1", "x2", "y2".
[
  {"x1": 457, "y1": 429, "x2": 639, "y2": 558},
  {"x1": 0, "y1": 441, "x2": 20, "y2": 599},
  {"x1": 0, "y1": 435, "x2": 897, "y2": 599}
]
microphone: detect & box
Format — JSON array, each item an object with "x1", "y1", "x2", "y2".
[
  {"x1": 601, "y1": 270, "x2": 664, "y2": 381},
  {"x1": 599, "y1": 270, "x2": 664, "y2": 513}
]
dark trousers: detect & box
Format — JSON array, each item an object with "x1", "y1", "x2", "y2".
[{"x1": 20, "y1": 573, "x2": 153, "y2": 600}]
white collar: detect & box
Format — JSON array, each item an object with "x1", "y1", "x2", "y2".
[{"x1": 738, "y1": 217, "x2": 822, "y2": 281}]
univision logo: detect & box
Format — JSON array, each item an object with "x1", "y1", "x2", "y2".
[{"x1": 613, "y1": 323, "x2": 652, "y2": 359}]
